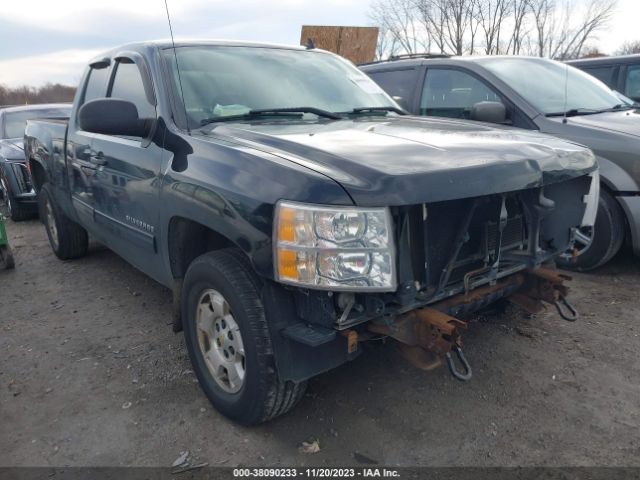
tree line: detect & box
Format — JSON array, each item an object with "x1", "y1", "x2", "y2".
[
  {"x1": 0, "y1": 83, "x2": 76, "y2": 106},
  {"x1": 369, "y1": 0, "x2": 620, "y2": 60}
]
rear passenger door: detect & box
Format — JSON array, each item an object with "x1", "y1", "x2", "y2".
[
  {"x1": 68, "y1": 60, "x2": 111, "y2": 229},
  {"x1": 89, "y1": 54, "x2": 166, "y2": 280},
  {"x1": 365, "y1": 67, "x2": 423, "y2": 113},
  {"x1": 420, "y1": 68, "x2": 504, "y2": 120},
  {"x1": 622, "y1": 64, "x2": 640, "y2": 102}
]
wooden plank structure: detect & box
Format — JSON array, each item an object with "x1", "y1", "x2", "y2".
[{"x1": 300, "y1": 26, "x2": 379, "y2": 65}]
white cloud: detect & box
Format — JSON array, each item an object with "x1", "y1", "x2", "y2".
[{"x1": 0, "y1": 48, "x2": 104, "y2": 87}]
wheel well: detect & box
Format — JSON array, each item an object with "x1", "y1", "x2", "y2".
[
  {"x1": 29, "y1": 160, "x2": 47, "y2": 192},
  {"x1": 168, "y1": 217, "x2": 236, "y2": 279}
]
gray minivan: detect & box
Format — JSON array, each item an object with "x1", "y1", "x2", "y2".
[
  {"x1": 361, "y1": 55, "x2": 640, "y2": 270},
  {"x1": 567, "y1": 54, "x2": 640, "y2": 104}
]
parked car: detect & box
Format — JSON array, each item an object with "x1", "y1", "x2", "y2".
[
  {"x1": 361, "y1": 55, "x2": 640, "y2": 270},
  {"x1": 25, "y1": 41, "x2": 596, "y2": 424},
  {"x1": 0, "y1": 104, "x2": 71, "y2": 220},
  {"x1": 567, "y1": 54, "x2": 640, "y2": 103}
]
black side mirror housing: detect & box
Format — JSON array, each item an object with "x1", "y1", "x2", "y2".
[
  {"x1": 78, "y1": 98, "x2": 150, "y2": 137},
  {"x1": 470, "y1": 101, "x2": 507, "y2": 124}
]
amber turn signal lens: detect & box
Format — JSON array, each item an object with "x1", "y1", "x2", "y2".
[
  {"x1": 277, "y1": 249, "x2": 298, "y2": 280},
  {"x1": 278, "y1": 207, "x2": 296, "y2": 243}
]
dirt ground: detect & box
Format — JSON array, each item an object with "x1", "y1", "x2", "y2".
[{"x1": 1, "y1": 216, "x2": 639, "y2": 468}]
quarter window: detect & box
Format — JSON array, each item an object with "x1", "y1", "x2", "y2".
[
  {"x1": 582, "y1": 66, "x2": 615, "y2": 87},
  {"x1": 421, "y1": 68, "x2": 503, "y2": 119},
  {"x1": 109, "y1": 59, "x2": 156, "y2": 119},
  {"x1": 624, "y1": 65, "x2": 640, "y2": 102},
  {"x1": 83, "y1": 66, "x2": 110, "y2": 104}
]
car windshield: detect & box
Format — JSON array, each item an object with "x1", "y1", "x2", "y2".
[
  {"x1": 3, "y1": 108, "x2": 70, "y2": 139},
  {"x1": 162, "y1": 46, "x2": 397, "y2": 128},
  {"x1": 481, "y1": 58, "x2": 624, "y2": 115}
]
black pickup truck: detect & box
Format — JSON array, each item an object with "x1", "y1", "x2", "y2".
[{"x1": 25, "y1": 40, "x2": 597, "y2": 425}]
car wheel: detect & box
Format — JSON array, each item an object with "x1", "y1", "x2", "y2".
[
  {"x1": 39, "y1": 184, "x2": 88, "y2": 260},
  {"x1": 0, "y1": 170, "x2": 32, "y2": 221},
  {"x1": 182, "y1": 249, "x2": 306, "y2": 425},
  {"x1": 558, "y1": 189, "x2": 625, "y2": 271}
]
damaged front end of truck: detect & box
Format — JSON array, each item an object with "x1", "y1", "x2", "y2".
[{"x1": 274, "y1": 164, "x2": 597, "y2": 383}]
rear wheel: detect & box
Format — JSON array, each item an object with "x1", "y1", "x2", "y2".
[
  {"x1": 39, "y1": 184, "x2": 88, "y2": 260},
  {"x1": 558, "y1": 189, "x2": 625, "y2": 271},
  {"x1": 182, "y1": 249, "x2": 306, "y2": 425}
]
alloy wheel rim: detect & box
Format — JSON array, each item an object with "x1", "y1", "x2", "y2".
[
  {"x1": 45, "y1": 199, "x2": 59, "y2": 249},
  {"x1": 195, "y1": 289, "x2": 246, "y2": 394}
]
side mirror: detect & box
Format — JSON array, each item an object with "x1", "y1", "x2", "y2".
[
  {"x1": 78, "y1": 98, "x2": 150, "y2": 137},
  {"x1": 392, "y1": 96, "x2": 409, "y2": 111},
  {"x1": 470, "y1": 101, "x2": 507, "y2": 124}
]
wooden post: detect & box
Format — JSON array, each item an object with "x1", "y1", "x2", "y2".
[{"x1": 300, "y1": 26, "x2": 379, "y2": 65}]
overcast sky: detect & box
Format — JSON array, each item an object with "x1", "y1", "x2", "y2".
[{"x1": 0, "y1": 0, "x2": 638, "y2": 87}]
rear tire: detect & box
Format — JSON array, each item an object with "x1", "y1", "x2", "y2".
[
  {"x1": 39, "y1": 184, "x2": 88, "y2": 260},
  {"x1": 558, "y1": 189, "x2": 624, "y2": 271},
  {"x1": 182, "y1": 249, "x2": 306, "y2": 425}
]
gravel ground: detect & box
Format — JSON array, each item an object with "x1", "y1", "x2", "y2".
[{"x1": 1, "y1": 217, "x2": 639, "y2": 468}]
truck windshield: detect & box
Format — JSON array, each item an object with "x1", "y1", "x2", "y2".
[
  {"x1": 481, "y1": 58, "x2": 625, "y2": 116},
  {"x1": 3, "y1": 108, "x2": 70, "y2": 139},
  {"x1": 162, "y1": 46, "x2": 397, "y2": 128}
]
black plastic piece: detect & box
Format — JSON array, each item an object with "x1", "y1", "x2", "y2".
[{"x1": 281, "y1": 323, "x2": 337, "y2": 347}]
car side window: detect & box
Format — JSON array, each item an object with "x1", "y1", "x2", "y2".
[
  {"x1": 624, "y1": 65, "x2": 640, "y2": 102},
  {"x1": 367, "y1": 68, "x2": 418, "y2": 109},
  {"x1": 421, "y1": 68, "x2": 503, "y2": 119},
  {"x1": 109, "y1": 59, "x2": 156, "y2": 120},
  {"x1": 582, "y1": 66, "x2": 614, "y2": 87},
  {"x1": 82, "y1": 66, "x2": 110, "y2": 105}
]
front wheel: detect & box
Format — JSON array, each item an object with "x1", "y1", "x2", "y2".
[
  {"x1": 0, "y1": 244, "x2": 15, "y2": 269},
  {"x1": 1, "y1": 170, "x2": 33, "y2": 221},
  {"x1": 558, "y1": 189, "x2": 625, "y2": 271},
  {"x1": 182, "y1": 249, "x2": 306, "y2": 425}
]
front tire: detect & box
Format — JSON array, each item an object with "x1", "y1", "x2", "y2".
[
  {"x1": 558, "y1": 189, "x2": 625, "y2": 271},
  {"x1": 182, "y1": 249, "x2": 306, "y2": 425},
  {"x1": 39, "y1": 184, "x2": 88, "y2": 260}
]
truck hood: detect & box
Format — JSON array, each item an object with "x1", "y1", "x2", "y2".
[
  {"x1": 200, "y1": 116, "x2": 596, "y2": 206},
  {"x1": 0, "y1": 138, "x2": 25, "y2": 161},
  {"x1": 547, "y1": 109, "x2": 640, "y2": 138}
]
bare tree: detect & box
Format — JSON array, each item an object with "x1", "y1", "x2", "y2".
[
  {"x1": 474, "y1": 0, "x2": 512, "y2": 54},
  {"x1": 616, "y1": 40, "x2": 640, "y2": 55},
  {"x1": 415, "y1": 0, "x2": 476, "y2": 55},
  {"x1": 369, "y1": 0, "x2": 427, "y2": 57},
  {"x1": 0, "y1": 83, "x2": 75, "y2": 105}
]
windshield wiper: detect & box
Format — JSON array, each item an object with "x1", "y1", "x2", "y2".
[
  {"x1": 545, "y1": 108, "x2": 600, "y2": 117},
  {"x1": 349, "y1": 106, "x2": 407, "y2": 115},
  {"x1": 200, "y1": 107, "x2": 341, "y2": 126}
]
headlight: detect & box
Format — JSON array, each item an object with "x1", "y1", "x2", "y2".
[{"x1": 274, "y1": 201, "x2": 396, "y2": 291}]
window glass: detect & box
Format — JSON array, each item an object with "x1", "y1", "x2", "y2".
[
  {"x1": 582, "y1": 66, "x2": 614, "y2": 87},
  {"x1": 624, "y1": 65, "x2": 640, "y2": 101},
  {"x1": 83, "y1": 66, "x2": 109, "y2": 104},
  {"x1": 3, "y1": 108, "x2": 71, "y2": 139},
  {"x1": 162, "y1": 46, "x2": 397, "y2": 128},
  {"x1": 482, "y1": 58, "x2": 621, "y2": 114},
  {"x1": 421, "y1": 68, "x2": 502, "y2": 119},
  {"x1": 367, "y1": 69, "x2": 418, "y2": 107},
  {"x1": 110, "y1": 60, "x2": 156, "y2": 119}
]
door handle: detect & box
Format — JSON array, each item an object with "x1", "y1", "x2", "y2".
[{"x1": 90, "y1": 152, "x2": 107, "y2": 166}]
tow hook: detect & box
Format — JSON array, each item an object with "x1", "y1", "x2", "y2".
[
  {"x1": 554, "y1": 293, "x2": 578, "y2": 321},
  {"x1": 446, "y1": 345, "x2": 472, "y2": 381},
  {"x1": 508, "y1": 267, "x2": 579, "y2": 321},
  {"x1": 368, "y1": 308, "x2": 473, "y2": 382}
]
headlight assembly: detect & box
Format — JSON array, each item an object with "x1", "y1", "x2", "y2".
[{"x1": 274, "y1": 201, "x2": 396, "y2": 291}]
